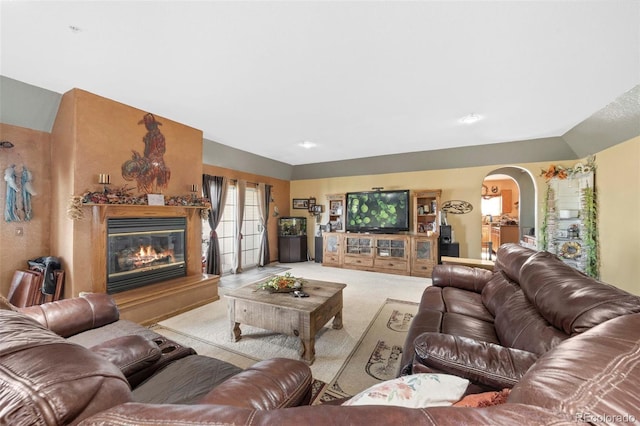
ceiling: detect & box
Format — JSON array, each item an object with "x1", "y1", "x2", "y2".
[{"x1": 1, "y1": 1, "x2": 639, "y2": 166}]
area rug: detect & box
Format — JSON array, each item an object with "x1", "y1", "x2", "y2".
[
  {"x1": 311, "y1": 298, "x2": 418, "y2": 404},
  {"x1": 154, "y1": 263, "x2": 428, "y2": 384}
]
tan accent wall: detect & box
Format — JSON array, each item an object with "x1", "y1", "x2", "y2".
[
  {"x1": 202, "y1": 164, "x2": 290, "y2": 263},
  {"x1": 50, "y1": 89, "x2": 204, "y2": 297},
  {"x1": 0, "y1": 124, "x2": 51, "y2": 297},
  {"x1": 292, "y1": 149, "x2": 640, "y2": 295},
  {"x1": 596, "y1": 136, "x2": 639, "y2": 293}
]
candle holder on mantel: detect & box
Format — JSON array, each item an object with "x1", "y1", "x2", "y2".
[
  {"x1": 189, "y1": 184, "x2": 199, "y2": 201},
  {"x1": 98, "y1": 173, "x2": 111, "y2": 193}
]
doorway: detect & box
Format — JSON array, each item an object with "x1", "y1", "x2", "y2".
[{"x1": 480, "y1": 167, "x2": 537, "y2": 259}]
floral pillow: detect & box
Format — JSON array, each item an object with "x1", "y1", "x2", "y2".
[{"x1": 342, "y1": 374, "x2": 469, "y2": 408}]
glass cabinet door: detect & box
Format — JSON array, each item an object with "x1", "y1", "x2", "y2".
[
  {"x1": 325, "y1": 234, "x2": 340, "y2": 253},
  {"x1": 376, "y1": 238, "x2": 406, "y2": 258},
  {"x1": 414, "y1": 239, "x2": 433, "y2": 261},
  {"x1": 345, "y1": 237, "x2": 373, "y2": 255}
]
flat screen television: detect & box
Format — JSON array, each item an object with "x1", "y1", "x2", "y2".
[{"x1": 345, "y1": 190, "x2": 410, "y2": 233}]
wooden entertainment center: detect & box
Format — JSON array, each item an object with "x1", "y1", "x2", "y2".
[{"x1": 322, "y1": 189, "x2": 441, "y2": 277}]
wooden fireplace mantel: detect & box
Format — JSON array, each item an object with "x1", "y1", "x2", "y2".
[
  {"x1": 87, "y1": 203, "x2": 206, "y2": 224},
  {"x1": 89, "y1": 203, "x2": 218, "y2": 325}
]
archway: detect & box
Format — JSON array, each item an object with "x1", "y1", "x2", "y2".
[{"x1": 480, "y1": 166, "x2": 537, "y2": 258}]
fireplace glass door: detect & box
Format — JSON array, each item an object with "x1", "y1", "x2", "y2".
[{"x1": 107, "y1": 217, "x2": 187, "y2": 294}]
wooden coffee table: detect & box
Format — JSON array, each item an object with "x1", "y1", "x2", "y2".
[{"x1": 226, "y1": 279, "x2": 346, "y2": 365}]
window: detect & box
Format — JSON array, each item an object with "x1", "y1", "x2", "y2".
[
  {"x1": 203, "y1": 184, "x2": 260, "y2": 274},
  {"x1": 481, "y1": 196, "x2": 502, "y2": 217},
  {"x1": 241, "y1": 187, "x2": 260, "y2": 269}
]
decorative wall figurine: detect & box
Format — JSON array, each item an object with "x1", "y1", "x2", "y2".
[
  {"x1": 121, "y1": 113, "x2": 171, "y2": 194},
  {"x1": 21, "y1": 166, "x2": 37, "y2": 221},
  {"x1": 3, "y1": 164, "x2": 38, "y2": 222},
  {"x1": 4, "y1": 165, "x2": 20, "y2": 222}
]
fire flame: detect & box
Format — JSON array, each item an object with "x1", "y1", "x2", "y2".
[{"x1": 133, "y1": 245, "x2": 173, "y2": 268}]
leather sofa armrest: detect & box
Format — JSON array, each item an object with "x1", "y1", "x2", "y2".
[
  {"x1": 90, "y1": 335, "x2": 162, "y2": 378},
  {"x1": 413, "y1": 333, "x2": 539, "y2": 390},
  {"x1": 198, "y1": 358, "x2": 312, "y2": 409},
  {"x1": 432, "y1": 265, "x2": 493, "y2": 293},
  {"x1": 19, "y1": 293, "x2": 119, "y2": 338}
]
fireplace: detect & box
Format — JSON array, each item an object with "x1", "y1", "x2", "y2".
[{"x1": 107, "y1": 217, "x2": 187, "y2": 294}]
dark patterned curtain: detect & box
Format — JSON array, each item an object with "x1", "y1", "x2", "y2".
[
  {"x1": 202, "y1": 175, "x2": 228, "y2": 275},
  {"x1": 257, "y1": 183, "x2": 272, "y2": 266}
]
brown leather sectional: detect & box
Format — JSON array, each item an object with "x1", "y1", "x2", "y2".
[
  {"x1": 402, "y1": 244, "x2": 640, "y2": 393},
  {"x1": 2, "y1": 244, "x2": 640, "y2": 424}
]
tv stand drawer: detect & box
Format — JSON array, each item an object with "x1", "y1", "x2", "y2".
[
  {"x1": 374, "y1": 258, "x2": 408, "y2": 272},
  {"x1": 344, "y1": 256, "x2": 374, "y2": 268}
]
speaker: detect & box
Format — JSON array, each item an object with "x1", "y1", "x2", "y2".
[{"x1": 440, "y1": 225, "x2": 452, "y2": 244}]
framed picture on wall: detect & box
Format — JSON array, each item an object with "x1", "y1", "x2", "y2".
[{"x1": 293, "y1": 198, "x2": 309, "y2": 209}]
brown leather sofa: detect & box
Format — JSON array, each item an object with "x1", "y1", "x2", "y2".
[
  {"x1": 3, "y1": 245, "x2": 640, "y2": 425},
  {"x1": 1, "y1": 293, "x2": 312, "y2": 424},
  {"x1": 402, "y1": 243, "x2": 640, "y2": 391}
]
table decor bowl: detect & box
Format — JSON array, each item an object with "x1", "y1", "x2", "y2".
[{"x1": 257, "y1": 272, "x2": 306, "y2": 293}]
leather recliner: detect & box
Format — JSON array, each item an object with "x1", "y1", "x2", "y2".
[{"x1": 4, "y1": 300, "x2": 640, "y2": 424}]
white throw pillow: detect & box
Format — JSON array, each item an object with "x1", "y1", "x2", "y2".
[{"x1": 342, "y1": 374, "x2": 469, "y2": 408}]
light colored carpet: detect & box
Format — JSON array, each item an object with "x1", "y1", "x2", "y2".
[{"x1": 154, "y1": 262, "x2": 429, "y2": 384}]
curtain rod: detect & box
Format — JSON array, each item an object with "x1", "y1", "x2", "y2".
[{"x1": 229, "y1": 178, "x2": 259, "y2": 186}]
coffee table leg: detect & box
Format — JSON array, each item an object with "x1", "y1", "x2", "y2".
[
  {"x1": 332, "y1": 310, "x2": 343, "y2": 330},
  {"x1": 228, "y1": 300, "x2": 242, "y2": 342},
  {"x1": 300, "y1": 335, "x2": 316, "y2": 365},
  {"x1": 232, "y1": 322, "x2": 242, "y2": 342}
]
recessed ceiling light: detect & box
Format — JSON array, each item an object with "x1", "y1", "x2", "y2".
[
  {"x1": 298, "y1": 141, "x2": 317, "y2": 149},
  {"x1": 459, "y1": 113, "x2": 482, "y2": 124}
]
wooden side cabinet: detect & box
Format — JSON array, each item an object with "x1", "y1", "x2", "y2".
[
  {"x1": 410, "y1": 235, "x2": 438, "y2": 277},
  {"x1": 322, "y1": 232, "x2": 343, "y2": 266},
  {"x1": 278, "y1": 236, "x2": 307, "y2": 263}
]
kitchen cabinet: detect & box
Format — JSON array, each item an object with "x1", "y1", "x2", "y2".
[
  {"x1": 501, "y1": 189, "x2": 512, "y2": 213},
  {"x1": 491, "y1": 225, "x2": 519, "y2": 251}
]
